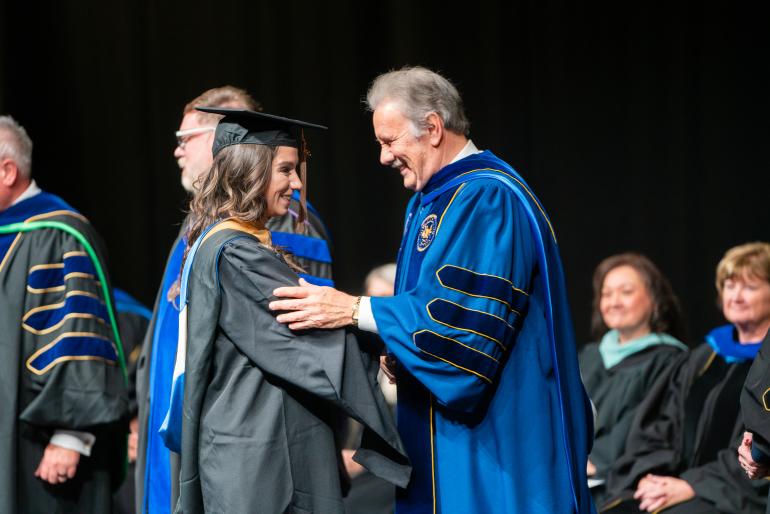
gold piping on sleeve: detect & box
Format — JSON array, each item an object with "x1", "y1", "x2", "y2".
[
  {"x1": 25, "y1": 331, "x2": 115, "y2": 375},
  {"x1": 28, "y1": 262, "x2": 64, "y2": 273},
  {"x1": 26, "y1": 285, "x2": 65, "y2": 294},
  {"x1": 426, "y1": 298, "x2": 512, "y2": 351},
  {"x1": 436, "y1": 264, "x2": 527, "y2": 314},
  {"x1": 26, "y1": 275, "x2": 100, "y2": 293},
  {"x1": 21, "y1": 290, "x2": 106, "y2": 319},
  {"x1": 416, "y1": 347, "x2": 493, "y2": 383},
  {"x1": 63, "y1": 250, "x2": 88, "y2": 258},
  {"x1": 65, "y1": 290, "x2": 103, "y2": 301},
  {"x1": 414, "y1": 329, "x2": 499, "y2": 363},
  {"x1": 64, "y1": 272, "x2": 95, "y2": 281},
  {"x1": 23, "y1": 313, "x2": 108, "y2": 335}
]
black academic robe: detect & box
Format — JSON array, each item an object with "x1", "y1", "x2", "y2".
[
  {"x1": 176, "y1": 226, "x2": 409, "y2": 514},
  {"x1": 0, "y1": 208, "x2": 129, "y2": 514},
  {"x1": 603, "y1": 343, "x2": 768, "y2": 514},
  {"x1": 580, "y1": 343, "x2": 684, "y2": 480},
  {"x1": 742, "y1": 331, "x2": 770, "y2": 456},
  {"x1": 136, "y1": 203, "x2": 335, "y2": 513},
  {"x1": 741, "y1": 330, "x2": 770, "y2": 514}
]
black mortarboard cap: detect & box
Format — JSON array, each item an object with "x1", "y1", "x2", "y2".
[{"x1": 196, "y1": 107, "x2": 327, "y2": 156}]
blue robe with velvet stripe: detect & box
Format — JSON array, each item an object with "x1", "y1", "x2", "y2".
[{"x1": 371, "y1": 151, "x2": 595, "y2": 513}]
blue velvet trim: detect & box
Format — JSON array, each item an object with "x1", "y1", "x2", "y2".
[
  {"x1": 413, "y1": 330, "x2": 498, "y2": 383},
  {"x1": 24, "y1": 294, "x2": 108, "y2": 330},
  {"x1": 271, "y1": 231, "x2": 332, "y2": 263},
  {"x1": 427, "y1": 298, "x2": 514, "y2": 352},
  {"x1": 297, "y1": 273, "x2": 334, "y2": 287},
  {"x1": 437, "y1": 265, "x2": 529, "y2": 313},
  {"x1": 27, "y1": 253, "x2": 98, "y2": 290},
  {"x1": 28, "y1": 335, "x2": 117, "y2": 372},
  {"x1": 27, "y1": 267, "x2": 65, "y2": 290},
  {"x1": 64, "y1": 254, "x2": 97, "y2": 275}
]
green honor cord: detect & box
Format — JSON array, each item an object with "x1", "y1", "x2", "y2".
[{"x1": 0, "y1": 220, "x2": 128, "y2": 384}]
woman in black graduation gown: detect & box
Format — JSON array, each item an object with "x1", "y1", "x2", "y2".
[
  {"x1": 601, "y1": 242, "x2": 770, "y2": 514},
  {"x1": 174, "y1": 108, "x2": 409, "y2": 514},
  {"x1": 579, "y1": 253, "x2": 687, "y2": 493}
]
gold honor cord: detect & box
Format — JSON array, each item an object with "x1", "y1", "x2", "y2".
[{"x1": 0, "y1": 220, "x2": 127, "y2": 384}]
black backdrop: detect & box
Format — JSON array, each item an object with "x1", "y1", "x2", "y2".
[{"x1": 1, "y1": 1, "x2": 768, "y2": 345}]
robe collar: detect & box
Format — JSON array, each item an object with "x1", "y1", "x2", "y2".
[
  {"x1": 421, "y1": 140, "x2": 482, "y2": 195},
  {"x1": 706, "y1": 324, "x2": 762, "y2": 363},
  {"x1": 202, "y1": 218, "x2": 271, "y2": 246},
  {"x1": 598, "y1": 330, "x2": 687, "y2": 369}
]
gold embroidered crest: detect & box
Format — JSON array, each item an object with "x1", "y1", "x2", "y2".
[{"x1": 416, "y1": 214, "x2": 438, "y2": 252}]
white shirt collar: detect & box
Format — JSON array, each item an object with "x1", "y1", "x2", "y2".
[
  {"x1": 449, "y1": 140, "x2": 481, "y2": 164},
  {"x1": 12, "y1": 180, "x2": 41, "y2": 206}
]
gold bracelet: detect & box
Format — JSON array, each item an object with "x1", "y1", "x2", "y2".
[{"x1": 351, "y1": 296, "x2": 362, "y2": 326}]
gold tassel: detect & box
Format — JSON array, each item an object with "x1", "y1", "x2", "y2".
[{"x1": 296, "y1": 129, "x2": 309, "y2": 234}]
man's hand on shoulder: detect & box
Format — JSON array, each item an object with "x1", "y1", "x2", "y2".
[
  {"x1": 34, "y1": 443, "x2": 80, "y2": 484},
  {"x1": 270, "y1": 278, "x2": 358, "y2": 330}
]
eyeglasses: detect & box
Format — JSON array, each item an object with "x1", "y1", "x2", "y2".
[{"x1": 175, "y1": 126, "x2": 216, "y2": 149}]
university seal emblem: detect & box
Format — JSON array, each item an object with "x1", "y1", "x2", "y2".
[{"x1": 416, "y1": 214, "x2": 438, "y2": 252}]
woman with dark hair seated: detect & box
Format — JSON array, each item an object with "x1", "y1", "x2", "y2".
[
  {"x1": 171, "y1": 108, "x2": 409, "y2": 514},
  {"x1": 580, "y1": 253, "x2": 687, "y2": 493},
  {"x1": 601, "y1": 242, "x2": 770, "y2": 514}
]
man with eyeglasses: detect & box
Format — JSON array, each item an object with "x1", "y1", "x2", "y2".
[{"x1": 134, "y1": 86, "x2": 334, "y2": 514}]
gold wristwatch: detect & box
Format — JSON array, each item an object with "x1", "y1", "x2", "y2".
[{"x1": 351, "y1": 296, "x2": 362, "y2": 326}]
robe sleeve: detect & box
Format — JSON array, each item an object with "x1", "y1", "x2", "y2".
[
  {"x1": 680, "y1": 432, "x2": 769, "y2": 514},
  {"x1": 19, "y1": 227, "x2": 127, "y2": 430},
  {"x1": 216, "y1": 239, "x2": 361, "y2": 402},
  {"x1": 605, "y1": 350, "x2": 692, "y2": 495},
  {"x1": 741, "y1": 330, "x2": 770, "y2": 454},
  {"x1": 370, "y1": 180, "x2": 536, "y2": 413},
  {"x1": 589, "y1": 349, "x2": 682, "y2": 476},
  {"x1": 213, "y1": 239, "x2": 410, "y2": 487}
]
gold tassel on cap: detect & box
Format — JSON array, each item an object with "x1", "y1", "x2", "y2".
[{"x1": 295, "y1": 128, "x2": 309, "y2": 234}]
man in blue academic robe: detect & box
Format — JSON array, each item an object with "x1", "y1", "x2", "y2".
[{"x1": 270, "y1": 67, "x2": 595, "y2": 513}]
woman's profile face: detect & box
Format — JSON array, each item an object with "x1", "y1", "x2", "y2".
[
  {"x1": 599, "y1": 265, "x2": 654, "y2": 336},
  {"x1": 265, "y1": 146, "x2": 301, "y2": 219},
  {"x1": 722, "y1": 273, "x2": 770, "y2": 328}
]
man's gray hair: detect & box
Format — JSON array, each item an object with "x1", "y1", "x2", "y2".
[
  {"x1": 366, "y1": 66, "x2": 470, "y2": 136},
  {"x1": 0, "y1": 115, "x2": 33, "y2": 178}
]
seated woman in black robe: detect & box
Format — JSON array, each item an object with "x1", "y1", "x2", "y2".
[
  {"x1": 173, "y1": 108, "x2": 409, "y2": 514},
  {"x1": 579, "y1": 253, "x2": 687, "y2": 494},
  {"x1": 601, "y1": 242, "x2": 770, "y2": 514}
]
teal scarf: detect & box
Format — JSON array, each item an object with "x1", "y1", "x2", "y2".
[{"x1": 599, "y1": 330, "x2": 688, "y2": 369}]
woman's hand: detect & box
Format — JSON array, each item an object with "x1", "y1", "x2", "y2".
[{"x1": 634, "y1": 474, "x2": 694, "y2": 512}]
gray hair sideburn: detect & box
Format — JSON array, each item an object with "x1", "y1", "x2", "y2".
[
  {"x1": 0, "y1": 115, "x2": 33, "y2": 178},
  {"x1": 366, "y1": 66, "x2": 470, "y2": 137}
]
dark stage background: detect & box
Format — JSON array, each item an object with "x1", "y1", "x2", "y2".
[{"x1": 1, "y1": 2, "x2": 768, "y2": 345}]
